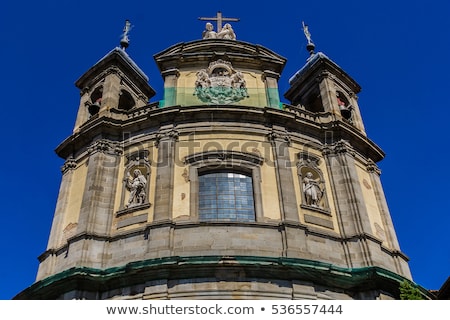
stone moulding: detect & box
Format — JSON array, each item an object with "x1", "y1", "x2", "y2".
[
  {"x1": 184, "y1": 150, "x2": 264, "y2": 166},
  {"x1": 116, "y1": 203, "x2": 151, "y2": 217},
  {"x1": 14, "y1": 255, "x2": 432, "y2": 300},
  {"x1": 56, "y1": 105, "x2": 384, "y2": 163}
]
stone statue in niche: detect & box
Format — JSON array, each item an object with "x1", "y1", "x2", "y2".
[
  {"x1": 303, "y1": 171, "x2": 323, "y2": 207},
  {"x1": 124, "y1": 169, "x2": 147, "y2": 208},
  {"x1": 202, "y1": 22, "x2": 217, "y2": 39}
]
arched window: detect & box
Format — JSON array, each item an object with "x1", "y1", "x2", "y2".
[
  {"x1": 118, "y1": 89, "x2": 135, "y2": 110},
  {"x1": 198, "y1": 171, "x2": 255, "y2": 222},
  {"x1": 336, "y1": 91, "x2": 352, "y2": 122},
  {"x1": 184, "y1": 150, "x2": 264, "y2": 222},
  {"x1": 88, "y1": 86, "x2": 103, "y2": 116}
]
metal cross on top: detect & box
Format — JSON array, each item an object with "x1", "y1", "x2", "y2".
[{"x1": 198, "y1": 11, "x2": 239, "y2": 32}]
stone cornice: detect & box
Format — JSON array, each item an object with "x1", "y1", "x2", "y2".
[
  {"x1": 55, "y1": 104, "x2": 384, "y2": 162},
  {"x1": 37, "y1": 220, "x2": 408, "y2": 267}
]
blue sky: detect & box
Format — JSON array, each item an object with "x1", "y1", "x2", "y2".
[{"x1": 1, "y1": 0, "x2": 449, "y2": 299}]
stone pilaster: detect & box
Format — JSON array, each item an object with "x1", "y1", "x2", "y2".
[
  {"x1": 322, "y1": 140, "x2": 373, "y2": 267},
  {"x1": 153, "y1": 129, "x2": 178, "y2": 221},
  {"x1": 100, "y1": 68, "x2": 121, "y2": 110},
  {"x1": 268, "y1": 131, "x2": 299, "y2": 222},
  {"x1": 317, "y1": 71, "x2": 337, "y2": 114},
  {"x1": 262, "y1": 70, "x2": 281, "y2": 108},
  {"x1": 366, "y1": 160, "x2": 411, "y2": 277},
  {"x1": 347, "y1": 92, "x2": 366, "y2": 133},
  {"x1": 77, "y1": 139, "x2": 122, "y2": 236},
  {"x1": 366, "y1": 160, "x2": 399, "y2": 249},
  {"x1": 46, "y1": 158, "x2": 77, "y2": 250},
  {"x1": 162, "y1": 69, "x2": 180, "y2": 107},
  {"x1": 73, "y1": 90, "x2": 91, "y2": 133}
]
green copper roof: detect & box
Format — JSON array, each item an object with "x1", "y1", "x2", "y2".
[{"x1": 15, "y1": 255, "x2": 432, "y2": 299}]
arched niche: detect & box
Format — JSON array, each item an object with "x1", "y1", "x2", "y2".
[
  {"x1": 297, "y1": 152, "x2": 330, "y2": 214},
  {"x1": 118, "y1": 89, "x2": 135, "y2": 111},
  {"x1": 118, "y1": 150, "x2": 151, "y2": 214},
  {"x1": 88, "y1": 86, "x2": 103, "y2": 116},
  {"x1": 336, "y1": 90, "x2": 353, "y2": 122}
]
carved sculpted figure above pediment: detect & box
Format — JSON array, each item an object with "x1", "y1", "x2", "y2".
[{"x1": 194, "y1": 59, "x2": 249, "y2": 104}]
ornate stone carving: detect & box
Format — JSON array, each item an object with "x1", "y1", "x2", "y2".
[
  {"x1": 123, "y1": 169, "x2": 147, "y2": 208},
  {"x1": 297, "y1": 152, "x2": 321, "y2": 168},
  {"x1": 125, "y1": 150, "x2": 150, "y2": 166},
  {"x1": 321, "y1": 140, "x2": 355, "y2": 157},
  {"x1": 155, "y1": 129, "x2": 179, "y2": 148},
  {"x1": 87, "y1": 139, "x2": 123, "y2": 156},
  {"x1": 366, "y1": 159, "x2": 381, "y2": 175},
  {"x1": 297, "y1": 152, "x2": 329, "y2": 213},
  {"x1": 118, "y1": 150, "x2": 151, "y2": 213},
  {"x1": 61, "y1": 157, "x2": 77, "y2": 174},
  {"x1": 202, "y1": 22, "x2": 217, "y2": 39},
  {"x1": 199, "y1": 11, "x2": 239, "y2": 40},
  {"x1": 302, "y1": 172, "x2": 323, "y2": 207},
  {"x1": 267, "y1": 131, "x2": 291, "y2": 145},
  {"x1": 194, "y1": 59, "x2": 249, "y2": 104},
  {"x1": 333, "y1": 140, "x2": 355, "y2": 156},
  {"x1": 217, "y1": 23, "x2": 236, "y2": 40},
  {"x1": 106, "y1": 66, "x2": 120, "y2": 76}
]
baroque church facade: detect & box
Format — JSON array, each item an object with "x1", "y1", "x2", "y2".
[{"x1": 17, "y1": 16, "x2": 425, "y2": 299}]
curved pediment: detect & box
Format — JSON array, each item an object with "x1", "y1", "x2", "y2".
[
  {"x1": 154, "y1": 39, "x2": 286, "y2": 108},
  {"x1": 154, "y1": 39, "x2": 286, "y2": 75}
]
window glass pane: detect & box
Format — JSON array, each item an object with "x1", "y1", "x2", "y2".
[{"x1": 198, "y1": 172, "x2": 255, "y2": 222}]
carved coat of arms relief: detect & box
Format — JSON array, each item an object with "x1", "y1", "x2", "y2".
[{"x1": 194, "y1": 59, "x2": 249, "y2": 104}]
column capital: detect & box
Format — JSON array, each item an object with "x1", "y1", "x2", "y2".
[
  {"x1": 366, "y1": 159, "x2": 381, "y2": 175},
  {"x1": 261, "y1": 70, "x2": 281, "y2": 80},
  {"x1": 161, "y1": 68, "x2": 180, "y2": 78},
  {"x1": 155, "y1": 129, "x2": 179, "y2": 148},
  {"x1": 322, "y1": 140, "x2": 355, "y2": 157},
  {"x1": 267, "y1": 131, "x2": 291, "y2": 145},
  {"x1": 61, "y1": 157, "x2": 77, "y2": 174},
  {"x1": 87, "y1": 139, "x2": 123, "y2": 156}
]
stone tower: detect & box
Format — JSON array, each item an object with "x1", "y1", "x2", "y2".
[{"x1": 16, "y1": 18, "x2": 425, "y2": 300}]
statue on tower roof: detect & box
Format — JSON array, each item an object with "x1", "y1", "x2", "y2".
[
  {"x1": 120, "y1": 19, "x2": 132, "y2": 49},
  {"x1": 302, "y1": 21, "x2": 316, "y2": 57}
]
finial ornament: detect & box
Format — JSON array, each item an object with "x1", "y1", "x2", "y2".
[
  {"x1": 302, "y1": 21, "x2": 315, "y2": 56},
  {"x1": 120, "y1": 19, "x2": 132, "y2": 50},
  {"x1": 199, "y1": 11, "x2": 239, "y2": 40}
]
